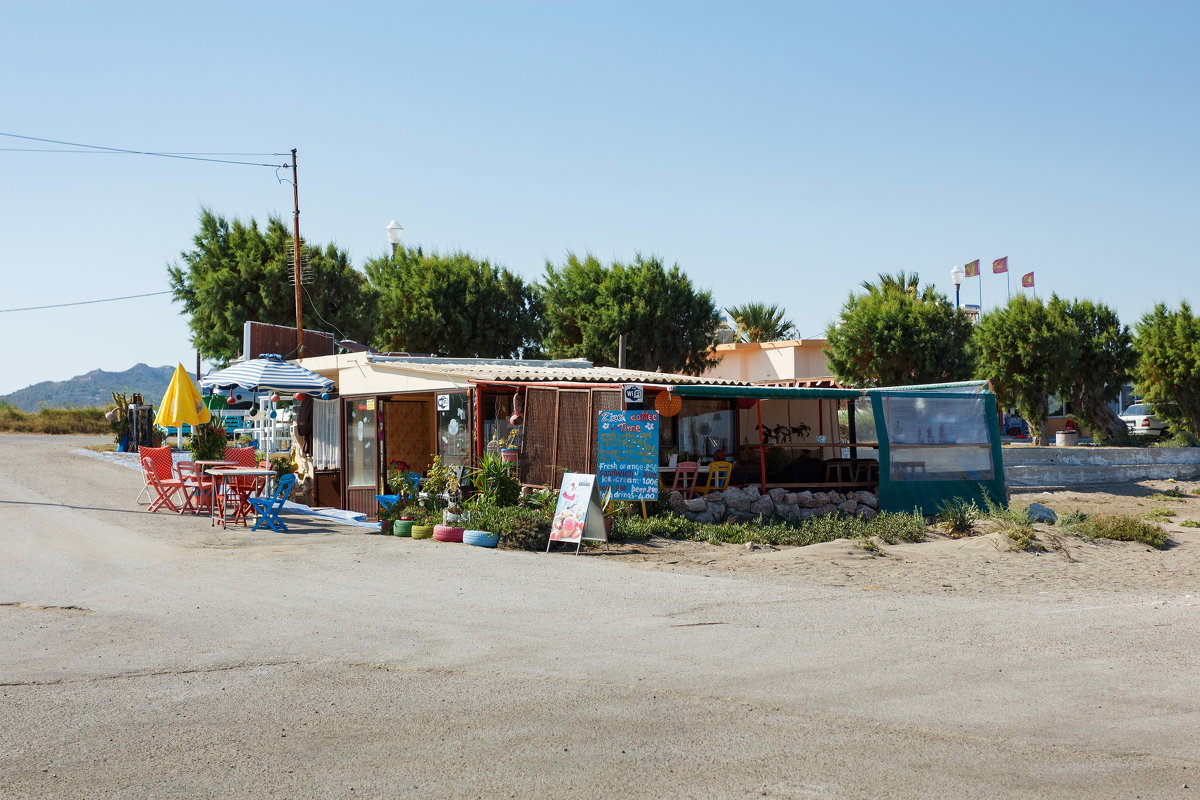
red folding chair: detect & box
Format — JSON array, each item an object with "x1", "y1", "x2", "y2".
[
  {"x1": 176, "y1": 461, "x2": 214, "y2": 515},
  {"x1": 136, "y1": 445, "x2": 174, "y2": 505},
  {"x1": 671, "y1": 461, "x2": 700, "y2": 499},
  {"x1": 141, "y1": 456, "x2": 184, "y2": 513}
]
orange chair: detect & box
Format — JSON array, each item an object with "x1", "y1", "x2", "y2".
[
  {"x1": 224, "y1": 446, "x2": 259, "y2": 468},
  {"x1": 671, "y1": 461, "x2": 700, "y2": 499},
  {"x1": 176, "y1": 461, "x2": 214, "y2": 515},
  {"x1": 697, "y1": 460, "x2": 733, "y2": 495},
  {"x1": 141, "y1": 456, "x2": 184, "y2": 513},
  {"x1": 136, "y1": 445, "x2": 174, "y2": 505}
]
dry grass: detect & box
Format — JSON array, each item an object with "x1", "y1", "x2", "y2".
[{"x1": 0, "y1": 403, "x2": 110, "y2": 435}]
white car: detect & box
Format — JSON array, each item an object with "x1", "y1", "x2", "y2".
[{"x1": 1120, "y1": 404, "x2": 1168, "y2": 437}]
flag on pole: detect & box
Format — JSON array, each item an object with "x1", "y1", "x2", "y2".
[
  {"x1": 1021, "y1": 271, "x2": 1035, "y2": 288},
  {"x1": 963, "y1": 259, "x2": 980, "y2": 278},
  {"x1": 992, "y1": 256, "x2": 1008, "y2": 274}
]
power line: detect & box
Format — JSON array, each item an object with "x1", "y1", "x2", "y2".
[
  {"x1": 0, "y1": 148, "x2": 281, "y2": 155},
  {"x1": 0, "y1": 131, "x2": 287, "y2": 168},
  {"x1": 0, "y1": 291, "x2": 172, "y2": 313}
]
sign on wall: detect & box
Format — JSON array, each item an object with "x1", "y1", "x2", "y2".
[{"x1": 596, "y1": 410, "x2": 660, "y2": 501}]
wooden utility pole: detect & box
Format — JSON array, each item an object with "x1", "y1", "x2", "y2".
[{"x1": 290, "y1": 148, "x2": 304, "y2": 358}]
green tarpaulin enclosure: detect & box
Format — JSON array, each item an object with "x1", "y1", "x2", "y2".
[{"x1": 668, "y1": 381, "x2": 1004, "y2": 515}]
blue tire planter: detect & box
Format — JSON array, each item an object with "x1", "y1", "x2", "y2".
[{"x1": 463, "y1": 529, "x2": 499, "y2": 548}]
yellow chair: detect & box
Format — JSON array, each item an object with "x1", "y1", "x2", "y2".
[{"x1": 697, "y1": 460, "x2": 733, "y2": 495}]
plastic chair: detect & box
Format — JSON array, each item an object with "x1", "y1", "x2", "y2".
[
  {"x1": 141, "y1": 455, "x2": 184, "y2": 513},
  {"x1": 697, "y1": 460, "x2": 733, "y2": 495},
  {"x1": 249, "y1": 473, "x2": 297, "y2": 532},
  {"x1": 671, "y1": 461, "x2": 700, "y2": 499}
]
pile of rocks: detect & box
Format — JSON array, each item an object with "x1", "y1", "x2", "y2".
[{"x1": 667, "y1": 485, "x2": 879, "y2": 524}]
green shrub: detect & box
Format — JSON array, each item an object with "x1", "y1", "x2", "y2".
[
  {"x1": 1145, "y1": 508, "x2": 1175, "y2": 520},
  {"x1": 1057, "y1": 510, "x2": 1087, "y2": 530},
  {"x1": 1155, "y1": 431, "x2": 1199, "y2": 447},
  {"x1": 1179, "y1": 520, "x2": 1200, "y2": 528},
  {"x1": 1077, "y1": 514, "x2": 1168, "y2": 549},
  {"x1": 1152, "y1": 487, "x2": 1186, "y2": 500},
  {"x1": 491, "y1": 506, "x2": 552, "y2": 551},
  {"x1": 867, "y1": 510, "x2": 927, "y2": 544},
  {"x1": 468, "y1": 451, "x2": 521, "y2": 506},
  {"x1": 937, "y1": 497, "x2": 978, "y2": 535},
  {"x1": 0, "y1": 403, "x2": 110, "y2": 434}
]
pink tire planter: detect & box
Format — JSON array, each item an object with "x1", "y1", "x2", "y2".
[
  {"x1": 432, "y1": 524, "x2": 465, "y2": 543},
  {"x1": 463, "y1": 529, "x2": 499, "y2": 548}
]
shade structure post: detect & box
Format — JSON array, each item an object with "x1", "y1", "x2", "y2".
[{"x1": 756, "y1": 399, "x2": 766, "y2": 487}]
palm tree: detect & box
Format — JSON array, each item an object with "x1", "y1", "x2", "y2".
[
  {"x1": 860, "y1": 271, "x2": 938, "y2": 302},
  {"x1": 725, "y1": 303, "x2": 797, "y2": 343}
]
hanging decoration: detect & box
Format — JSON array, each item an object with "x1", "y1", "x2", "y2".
[
  {"x1": 654, "y1": 392, "x2": 682, "y2": 417},
  {"x1": 509, "y1": 390, "x2": 525, "y2": 426}
]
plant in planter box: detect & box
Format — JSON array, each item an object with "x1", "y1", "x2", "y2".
[
  {"x1": 377, "y1": 502, "x2": 404, "y2": 534},
  {"x1": 463, "y1": 499, "x2": 500, "y2": 548},
  {"x1": 387, "y1": 460, "x2": 417, "y2": 500},
  {"x1": 469, "y1": 451, "x2": 521, "y2": 507},
  {"x1": 498, "y1": 428, "x2": 521, "y2": 463}
]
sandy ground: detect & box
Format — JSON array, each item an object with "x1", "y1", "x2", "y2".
[
  {"x1": 2, "y1": 435, "x2": 1198, "y2": 800},
  {"x1": 597, "y1": 481, "x2": 1200, "y2": 604}
]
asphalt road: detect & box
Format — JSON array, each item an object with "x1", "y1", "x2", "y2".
[{"x1": 1, "y1": 434, "x2": 1197, "y2": 799}]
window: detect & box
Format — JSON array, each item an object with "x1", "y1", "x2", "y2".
[
  {"x1": 660, "y1": 398, "x2": 735, "y2": 464},
  {"x1": 346, "y1": 399, "x2": 377, "y2": 486},
  {"x1": 881, "y1": 395, "x2": 994, "y2": 482}
]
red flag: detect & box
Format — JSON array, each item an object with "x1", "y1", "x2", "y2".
[
  {"x1": 992, "y1": 256, "x2": 1008, "y2": 274},
  {"x1": 963, "y1": 259, "x2": 980, "y2": 278},
  {"x1": 1021, "y1": 271, "x2": 1035, "y2": 288}
]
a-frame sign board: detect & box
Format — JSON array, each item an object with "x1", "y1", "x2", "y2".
[{"x1": 546, "y1": 472, "x2": 607, "y2": 554}]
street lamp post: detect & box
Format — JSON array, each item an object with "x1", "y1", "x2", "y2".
[
  {"x1": 950, "y1": 265, "x2": 965, "y2": 309},
  {"x1": 385, "y1": 220, "x2": 404, "y2": 256}
]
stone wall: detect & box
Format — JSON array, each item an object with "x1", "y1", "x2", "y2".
[{"x1": 668, "y1": 485, "x2": 879, "y2": 524}]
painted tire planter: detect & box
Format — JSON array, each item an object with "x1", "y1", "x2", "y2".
[
  {"x1": 393, "y1": 520, "x2": 415, "y2": 537},
  {"x1": 463, "y1": 529, "x2": 499, "y2": 548},
  {"x1": 432, "y1": 524, "x2": 465, "y2": 543},
  {"x1": 410, "y1": 525, "x2": 434, "y2": 539}
]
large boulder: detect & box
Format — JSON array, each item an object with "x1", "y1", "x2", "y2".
[
  {"x1": 816, "y1": 503, "x2": 839, "y2": 516},
  {"x1": 722, "y1": 486, "x2": 753, "y2": 512},
  {"x1": 854, "y1": 490, "x2": 879, "y2": 508},
  {"x1": 811, "y1": 491, "x2": 831, "y2": 506},
  {"x1": 1027, "y1": 502, "x2": 1057, "y2": 524},
  {"x1": 768, "y1": 487, "x2": 788, "y2": 503},
  {"x1": 828, "y1": 491, "x2": 845, "y2": 504},
  {"x1": 685, "y1": 496, "x2": 708, "y2": 512},
  {"x1": 857, "y1": 506, "x2": 877, "y2": 521},
  {"x1": 794, "y1": 490, "x2": 818, "y2": 508},
  {"x1": 667, "y1": 491, "x2": 688, "y2": 513},
  {"x1": 776, "y1": 503, "x2": 802, "y2": 523},
  {"x1": 706, "y1": 501, "x2": 726, "y2": 522},
  {"x1": 703, "y1": 490, "x2": 725, "y2": 504},
  {"x1": 750, "y1": 496, "x2": 775, "y2": 519},
  {"x1": 838, "y1": 499, "x2": 859, "y2": 515}
]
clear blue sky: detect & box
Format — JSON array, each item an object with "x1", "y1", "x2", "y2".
[{"x1": 2, "y1": 1, "x2": 1197, "y2": 396}]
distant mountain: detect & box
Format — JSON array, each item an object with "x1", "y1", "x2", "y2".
[{"x1": 0, "y1": 364, "x2": 176, "y2": 412}]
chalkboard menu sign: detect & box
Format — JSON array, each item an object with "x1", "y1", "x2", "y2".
[{"x1": 596, "y1": 410, "x2": 660, "y2": 501}]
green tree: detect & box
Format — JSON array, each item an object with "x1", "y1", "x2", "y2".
[
  {"x1": 824, "y1": 271, "x2": 974, "y2": 388},
  {"x1": 1133, "y1": 302, "x2": 1200, "y2": 436},
  {"x1": 168, "y1": 209, "x2": 372, "y2": 364},
  {"x1": 1052, "y1": 296, "x2": 1135, "y2": 442},
  {"x1": 725, "y1": 302, "x2": 796, "y2": 342},
  {"x1": 975, "y1": 295, "x2": 1135, "y2": 444},
  {"x1": 973, "y1": 295, "x2": 1070, "y2": 445},
  {"x1": 364, "y1": 245, "x2": 542, "y2": 358},
  {"x1": 540, "y1": 253, "x2": 722, "y2": 375}
]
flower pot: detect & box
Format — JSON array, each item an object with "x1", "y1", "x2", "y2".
[
  {"x1": 463, "y1": 529, "x2": 499, "y2": 548},
  {"x1": 1055, "y1": 430, "x2": 1080, "y2": 447},
  {"x1": 411, "y1": 525, "x2": 434, "y2": 539},
  {"x1": 393, "y1": 519, "x2": 415, "y2": 537},
  {"x1": 500, "y1": 448, "x2": 519, "y2": 464},
  {"x1": 433, "y1": 524, "x2": 465, "y2": 543},
  {"x1": 380, "y1": 519, "x2": 394, "y2": 534}
]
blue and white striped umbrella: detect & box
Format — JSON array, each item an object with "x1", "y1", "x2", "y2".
[{"x1": 200, "y1": 353, "x2": 333, "y2": 394}]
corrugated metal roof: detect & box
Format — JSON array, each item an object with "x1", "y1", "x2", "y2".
[{"x1": 366, "y1": 355, "x2": 747, "y2": 386}]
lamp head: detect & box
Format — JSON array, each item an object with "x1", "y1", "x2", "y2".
[
  {"x1": 385, "y1": 220, "x2": 405, "y2": 246},
  {"x1": 950, "y1": 265, "x2": 966, "y2": 286}
]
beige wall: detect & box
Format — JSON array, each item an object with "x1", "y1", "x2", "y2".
[{"x1": 706, "y1": 339, "x2": 832, "y2": 383}]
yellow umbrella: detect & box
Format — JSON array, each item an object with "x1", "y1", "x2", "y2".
[{"x1": 156, "y1": 364, "x2": 211, "y2": 447}]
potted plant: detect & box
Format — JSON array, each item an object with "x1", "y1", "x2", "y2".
[
  {"x1": 411, "y1": 510, "x2": 436, "y2": 539},
  {"x1": 392, "y1": 503, "x2": 418, "y2": 537},
  {"x1": 498, "y1": 428, "x2": 521, "y2": 464},
  {"x1": 377, "y1": 502, "x2": 402, "y2": 534},
  {"x1": 269, "y1": 455, "x2": 295, "y2": 480},
  {"x1": 188, "y1": 415, "x2": 229, "y2": 462},
  {"x1": 463, "y1": 501, "x2": 500, "y2": 548}
]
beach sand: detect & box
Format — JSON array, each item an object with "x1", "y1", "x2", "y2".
[{"x1": 593, "y1": 479, "x2": 1200, "y2": 604}]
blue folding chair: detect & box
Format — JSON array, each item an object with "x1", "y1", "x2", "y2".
[{"x1": 249, "y1": 473, "x2": 296, "y2": 532}]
